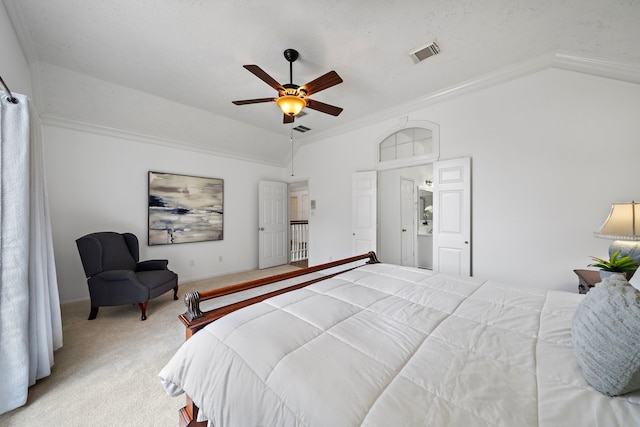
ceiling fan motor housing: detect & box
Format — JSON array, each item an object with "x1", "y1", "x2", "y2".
[{"x1": 281, "y1": 83, "x2": 307, "y2": 98}]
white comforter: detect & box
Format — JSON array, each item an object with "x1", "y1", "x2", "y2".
[{"x1": 159, "y1": 263, "x2": 640, "y2": 426}]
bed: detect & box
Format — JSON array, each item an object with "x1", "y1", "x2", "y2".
[{"x1": 159, "y1": 252, "x2": 640, "y2": 426}]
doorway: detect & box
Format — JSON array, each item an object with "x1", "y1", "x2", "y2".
[
  {"x1": 378, "y1": 164, "x2": 433, "y2": 267},
  {"x1": 289, "y1": 180, "x2": 309, "y2": 268},
  {"x1": 417, "y1": 186, "x2": 434, "y2": 269}
]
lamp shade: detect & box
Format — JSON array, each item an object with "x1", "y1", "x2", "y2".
[
  {"x1": 275, "y1": 95, "x2": 306, "y2": 116},
  {"x1": 594, "y1": 201, "x2": 640, "y2": 241}
]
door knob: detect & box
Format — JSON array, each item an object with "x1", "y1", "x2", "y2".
[
  {"x1": 402, "y1": 228, "x2": 407, "y2": 232},
  {"x1": 259, "y1": 227, "x2": 264, "y2": 231}
]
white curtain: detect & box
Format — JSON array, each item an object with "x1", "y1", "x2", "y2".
[{"x1": 0, "y1": 92, "x2": 62, "y2": 414}]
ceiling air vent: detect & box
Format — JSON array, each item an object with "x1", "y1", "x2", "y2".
[
  {"x1": 409, "y1": 41, "x2": 440, "y2": 63},
  {"x1": 293, "y1": 125, "x2": 311, "y2": 133}
]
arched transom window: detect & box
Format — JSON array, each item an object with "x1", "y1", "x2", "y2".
[
  {"x1": 377, "y1": 120, "x2": 440, "y2": 169},
  {"x1": 380, "y1": 127, "x2": 433, "y2": 161}
]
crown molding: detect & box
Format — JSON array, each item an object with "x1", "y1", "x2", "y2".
[
  {"x1": 40, "y1": 114, "x2": 287, "y2": 167},
  {"x1": 300, "y1": 51, "x2": 640, "y2": 146},
  {"x1": 551, "y1": 51, "x2": 640, "y2": 84}
]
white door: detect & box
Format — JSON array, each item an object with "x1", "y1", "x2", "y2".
[
  {"x1": 433, "y1": 157, "x2": 471, "y2": 275},
  {"x1": 258, "y1": 180, "x2": 288, "y2": 269},
  {"x1": 400, "y1": 177, "x2": 415, "y2": 266},
  {"x1": 352, "y1": 171, "x2": 377, "y2": 255}
]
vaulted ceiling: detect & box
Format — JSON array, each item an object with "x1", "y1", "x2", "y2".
[{"x1": 6, "y1": 0, "x2": 640, "y2": 163}]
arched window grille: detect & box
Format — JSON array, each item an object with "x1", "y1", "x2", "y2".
[{"x1": 377, "y1": 120, "x2": 439, "y2": 169}]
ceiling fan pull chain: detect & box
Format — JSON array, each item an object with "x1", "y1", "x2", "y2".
[{"x1": 290, "y1": 123, "x2": 295, "y2": 176}]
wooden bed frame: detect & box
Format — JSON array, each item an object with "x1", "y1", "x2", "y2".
[{"x1": 176, "y1": 251, "x2": 380, "y2": 427}]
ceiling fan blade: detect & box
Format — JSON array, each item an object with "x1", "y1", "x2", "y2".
[
  {"x1": 306, "y1": 99, "x2": 343, "y2": 116},
  {"x1": 300, "y1": 71, "x2": 343, "y2": 96},
  {"x1": 243, "y1": 65, "x2": 284, "y2": 91},
  {"x1": 232, "y1": 98, "x2": 275, "y2": 105},
  {"x1": 283, "y1": 114, "x2": 295, "y2": 124}
]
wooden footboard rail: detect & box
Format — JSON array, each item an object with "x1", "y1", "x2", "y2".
[{"x1": 179, "y1": 251, "x2": 380, "y2": 339}]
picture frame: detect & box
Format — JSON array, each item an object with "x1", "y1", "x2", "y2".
[{"x1": 148, "y1": 171, "x2": 224, "y2": 245}]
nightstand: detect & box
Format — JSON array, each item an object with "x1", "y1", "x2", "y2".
[{"x1": 573, "y1": 269, "x2": 601, "y2": 294}]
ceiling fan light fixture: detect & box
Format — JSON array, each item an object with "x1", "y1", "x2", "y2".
[
  {"x1": 232, "y1": 49, "x2": 343, "y2": 122},
  {"x1": 276, "y1": 95, "x2": 306, "y2": 116}
]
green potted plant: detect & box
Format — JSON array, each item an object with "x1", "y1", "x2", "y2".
[{"x1": 589, "y1": 250, "x2": 639, "y2": 280}]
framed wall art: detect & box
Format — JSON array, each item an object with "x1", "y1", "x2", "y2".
[{"x1": 148, "y1": 171, "x2": 223, "y2": 245}]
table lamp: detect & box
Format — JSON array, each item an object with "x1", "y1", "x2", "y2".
[{"x1": 594, "y1": 201, "x2": 640, "y2": 262}]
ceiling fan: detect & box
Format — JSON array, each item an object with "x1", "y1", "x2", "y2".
[{"x1": 232, "y1": 49, "x2": 343, "y2": 124}]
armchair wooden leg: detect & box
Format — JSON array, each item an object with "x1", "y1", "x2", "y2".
[
  {"x1": 138, "y1": 301, "x2": 148, "y2": 321},
  {"x1": 173, "y1": 285, "x2": 179, "y2": 300},
  {"x1": 88, "y1": 306, "x2": 99, "y2": 320}
]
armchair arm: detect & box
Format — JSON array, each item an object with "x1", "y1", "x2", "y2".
[{"x1": 137, "y1": 259, "x2": 169, "y2": 271}]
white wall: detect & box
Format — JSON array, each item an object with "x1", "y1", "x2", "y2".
[
  {"x1": 295, "y1": 68, "x2": 640, "y2": 292},
  {"x1": 43, "y1": 124, "x2": 285, "y2": 302}
]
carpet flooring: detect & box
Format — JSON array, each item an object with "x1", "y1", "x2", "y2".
[{"x1": 0, "y1": 264, "x2": 300, "y2": 427}]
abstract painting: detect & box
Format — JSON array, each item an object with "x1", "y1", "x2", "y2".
[{"x1": 148, "y1": 171, "x2": 223, "y2": 245}]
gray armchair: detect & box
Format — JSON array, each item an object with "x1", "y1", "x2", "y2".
[{"x1": 76, "y1": 231, "x2": 178, "y2": 320}]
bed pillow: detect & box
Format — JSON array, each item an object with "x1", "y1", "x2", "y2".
[{"x1": 572, "y1": 275, "x2": 640, "y2": 396}]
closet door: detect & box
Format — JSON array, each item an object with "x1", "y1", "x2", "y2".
[
  {"x1": 352, "y1": 171, "x2": 377, "y2": 255},
  {"x1": 433, "y1": 157, "x2": 471, "y2": 275},
  {"x1": 400, "y1": 177, "x2": 415, "y2": 266}
]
